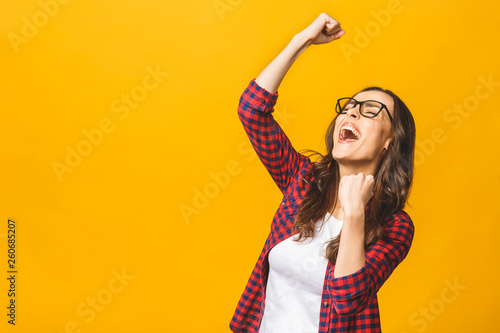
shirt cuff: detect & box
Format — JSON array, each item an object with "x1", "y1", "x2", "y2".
[
  {"x1": 328, "y1": 263, "x2": 372, "y2": 301},
  {"x1": 241, "y1": 78, "x2": 279, "y2": 113}
]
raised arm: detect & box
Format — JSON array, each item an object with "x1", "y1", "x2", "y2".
[
  {"x1": 238, "y1": 13, "x2": 345, "y2": 194},
  {"x1": 256, "y1": 13, "x2": 345, "y2": 93}
]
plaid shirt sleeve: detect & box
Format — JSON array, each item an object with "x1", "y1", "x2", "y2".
[
  {"x1": 237, "y1": 78, "x2": 302, "y2": 194},
  {"x1": 327, "y1": 210, "x2": 415, "y2": 316}
]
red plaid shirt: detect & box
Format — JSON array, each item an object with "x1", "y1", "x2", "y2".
[{"x1": 229, "y1": 78, "x2": 415, "y2": 333}]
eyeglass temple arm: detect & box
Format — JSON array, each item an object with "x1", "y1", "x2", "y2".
[{"x1": 384, "y1": 106, "x2": 394, "y2": 123}]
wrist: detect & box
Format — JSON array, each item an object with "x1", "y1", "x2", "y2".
[
  {"x1": 342, "y1": 208, "x2": 365, "y2": 220},
  {"x1": 292, "y1": 32, "x2": 313, "y2": 49}
]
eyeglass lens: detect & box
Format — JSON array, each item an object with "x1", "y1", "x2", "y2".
[{"x1": 340, "y1": 98, "x2": 382, "y2": 116}]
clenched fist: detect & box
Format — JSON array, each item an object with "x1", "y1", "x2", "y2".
[
  {"x1": 298, "y1": 13, "x2": 345, "y2": 45},
  {"x1": 338, "y1": 173, "x2": 375, "y2": 215}
]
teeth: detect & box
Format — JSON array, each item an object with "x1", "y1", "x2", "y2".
[{"x1": 340, "y1": 125, "x2": 361, "y2": 140}]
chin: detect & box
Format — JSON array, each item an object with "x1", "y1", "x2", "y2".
[
  {"x1": 332, "y1": 150, "x2": 368, "y2": 164},
  {"x1": 331, "y1": 151, "x2": 350, "y2": 162}
]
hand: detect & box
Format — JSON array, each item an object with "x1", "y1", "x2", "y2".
[
  {"x1": 338, "y1": 173, "x2": 375, "y2": 216},
  {"x1": 298, "y1": 13, "x2": 345, "y2": 45}
]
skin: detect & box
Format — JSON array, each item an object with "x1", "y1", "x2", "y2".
[
  {"x1": 329, "y1": 91, "x2": 394, "y2": 278},
  {"x1": 330, "y1": 90, "x2": 395, "y2": 220},
  {"x1": 254, "y1": 13, "x2": 391, "y2": 278}
]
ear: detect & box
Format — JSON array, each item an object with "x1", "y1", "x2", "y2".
[{"x1": 384, "y1": 138, "x2": 392, "y2": 150}]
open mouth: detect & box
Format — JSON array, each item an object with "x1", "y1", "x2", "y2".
[{"x1": 339, "y1": 124, "x2": 361, "y2": 142}]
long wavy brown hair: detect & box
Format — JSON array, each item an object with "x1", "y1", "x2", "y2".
[{"x1": 292, "y1": 86, "x2": 416, "y2": 264}]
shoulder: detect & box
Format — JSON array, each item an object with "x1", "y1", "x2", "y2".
[
  {"x1": 281, "y1": 156, "x2": 314, "y2": 206},
  {"x1": 388, "y1": 209, "x2": 412, "y2": 223},
  {"x1": 294, "y1": 156, "x2": 315, "y2": 189},
  {"x1": 383, "y1": 209, "x2": 415, "y2": 244}
]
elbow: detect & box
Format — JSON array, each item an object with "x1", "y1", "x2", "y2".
[
  {"x1": 237, "y1": 103, "x2": 250, "y2": 121},
  {"x1": 332, "y1": 293, "x2": 371, "y2": 316},
  {"x1": 237, "y1": 93, "x2": 252, "y2": 117},
  {"x1": 329, "y1": 265, "x2": 373, "y2": 316}
]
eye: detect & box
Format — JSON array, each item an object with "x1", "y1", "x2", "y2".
[
  {"x1": 344, "y1": 101, "x2": 355, "y2": 109},
  {"x1": 362, "y1": 101, "x2": 382, "y2": 116}
]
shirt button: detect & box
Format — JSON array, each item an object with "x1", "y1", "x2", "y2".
[
  {"x1": 281, "y1": 202, "x2": 285, "y2": 206},
  {"x1": 323, "y1": 301, "x2": 329, "y2": 307}
]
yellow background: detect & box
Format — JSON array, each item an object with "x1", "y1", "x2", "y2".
[{"x1": 1, "y1": 0, "x2": 499, "y2": 332}]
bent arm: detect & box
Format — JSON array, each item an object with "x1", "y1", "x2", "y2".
[
  {"x1": 328, "y1": 211, "x2": 415, "y2": 316},
  {"x1": 237, "y1": 13, "x2": 345, "y2": 193}
]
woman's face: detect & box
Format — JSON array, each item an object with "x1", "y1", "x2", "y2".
[{"x1": 332, "y1": 90, "x2": 394, "y2": 166}]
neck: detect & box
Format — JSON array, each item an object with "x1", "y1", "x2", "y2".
[{"x1": 337, "y1": 161, "x2": 377, "y2": 179}]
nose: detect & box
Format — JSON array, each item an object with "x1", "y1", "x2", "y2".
[{"x1": 345, "y1": 105, "x2": 361, "y2": 119}]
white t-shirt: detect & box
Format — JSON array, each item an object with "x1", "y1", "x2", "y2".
[{"x1": 259, "y1": 212, "x2": 343, "y2": 333}]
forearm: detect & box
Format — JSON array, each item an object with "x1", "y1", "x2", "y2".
[
  {"x1": 255, "y1": 32, "x2": 312, "y2": 94},
  {"x1": 334, "y1": 211, "x2": 366, "y2": 278}
]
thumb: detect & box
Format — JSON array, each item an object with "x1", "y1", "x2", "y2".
[{"x1": 326, "y1": 29, "x2": 345, "y2": 41}]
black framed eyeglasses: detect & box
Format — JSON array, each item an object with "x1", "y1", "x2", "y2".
[{"x1": 335, "y1": 98, "x2": 393, "y2": 124}]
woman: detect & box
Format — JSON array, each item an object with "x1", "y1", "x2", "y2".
[{"x1": 230, "y1": 13, "x2": 416, "y2": 333}]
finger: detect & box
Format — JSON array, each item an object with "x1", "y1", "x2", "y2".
[
  {"x1": 324, "y1": 23, "x2": 341, "y2": 35},
  {"x1": 330, "y1": 23, "x2": 342, "y2": 34},
  {"x1": 334, "y1": 29, "x2": 345, "y2": 39},
  {"x1": 324, "y1": 19, "x2": 341, "y2": 34}
]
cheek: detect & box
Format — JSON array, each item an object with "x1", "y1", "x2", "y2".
[
  {"x1": 363, "y1": 125, "x2": 389, "y2": 148},
  {"x1": 332, "y1": 121, "x2": 341, "y2": 140}
]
